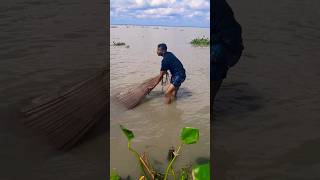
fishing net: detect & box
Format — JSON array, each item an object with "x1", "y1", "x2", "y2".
[
  {"x1": 161, "y1": 72, "x2": 169, "y2": 92},
  {"x1": 114, "y1": 74, "x2": 162, "y2": 109},
  {"x1": 21, "y1": 68, "x2": 108, "y2": 150}
]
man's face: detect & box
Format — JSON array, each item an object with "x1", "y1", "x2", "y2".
[{"x1": 157, "y1": 47, "x2": 162, "y2": 56}]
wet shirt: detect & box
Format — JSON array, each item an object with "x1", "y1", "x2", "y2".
[{"x1": 160, "y1": 52, "x2": 186, "y2": 77}]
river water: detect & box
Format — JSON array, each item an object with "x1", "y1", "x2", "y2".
[
  {"x1": 214, "y1": 0, "x2": 320, "y2": 179},
  {"x1": 110, "y1": 25, "x2": 210, "y2": 178},
  {"x1": 0, "y1": 0, "x2": 107, "y2": 179}
]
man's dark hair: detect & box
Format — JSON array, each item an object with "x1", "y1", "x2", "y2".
[{"x1": 158, "y1": 43, "x2": 167, "y2": 51}]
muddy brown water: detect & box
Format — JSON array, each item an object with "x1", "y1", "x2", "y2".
[
  {"x1": 0, "y1": 0, "x2": 107, "y2": 179},
  {"x1": 214, "y1": 0, "x2": 320, "y2": 179},
  {"x1": 110, "y1": 25, "x2": 210, "y2": 178}
]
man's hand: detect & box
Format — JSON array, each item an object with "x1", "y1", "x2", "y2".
[
  {"x1": 147, "y1": 86, "x2": 154, "y2": 91},
  {"x1": 158, "y1": 70, "x2": 166, "y2": 82}
]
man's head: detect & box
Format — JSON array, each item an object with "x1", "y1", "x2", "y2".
[{"x1": 157, "y1": 43, "x2": 167, "y2": 56}]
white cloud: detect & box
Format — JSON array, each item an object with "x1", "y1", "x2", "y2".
[
  {"x1": 111, "y1": 0, "x2": 210, "y2": 24},
  {"x1": 128, "y1": 0, "x2": 177, "y2": 8},
  {"x1": 205, "y1": 11, "x2": 210, "y2": 21},
  {"x1": 185, "y1": 0, "x2": 209, "y2": 9},
  {"x1": 149, "y1": 0, "x2": 176, "y2": 6},
  {"x1": 141, "y1": 7, "x2": 184, "y2": 16},
  {"x1": 186, "y1": 11, "x2": 204, "y2": 18},
  {"x1": 135, "y1": 0, "x2": 145, "y2": 7},
  {"x1": 135, "y1": 7, "x2": 207, "y2": 20}
]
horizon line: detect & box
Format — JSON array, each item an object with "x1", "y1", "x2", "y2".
[{"x1": 110, "y1": 23, "x2": 210, "y2": 29}]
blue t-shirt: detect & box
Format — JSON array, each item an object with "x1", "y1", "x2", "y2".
[{"x1": 160, "y1": 52, "x2": 186, "y2": 77}]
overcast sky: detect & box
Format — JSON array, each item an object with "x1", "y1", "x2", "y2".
[{"x1": 110, "y1": 0, "x2": 210, "y2": 27}]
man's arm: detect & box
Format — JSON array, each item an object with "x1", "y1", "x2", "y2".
[
  {"x1": 147, "y1": 71, "x2": 166, "y2": 91},
  {"x1": 155, "y1": 70, "x2": 166, "y2": 85},
  {"x1": 158, "y1": 70, "x2": 166, "y2": 82}
]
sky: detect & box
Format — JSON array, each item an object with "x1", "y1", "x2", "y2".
[{"x1": 110, "y1": 0, "x2": 210, "y2": 27}]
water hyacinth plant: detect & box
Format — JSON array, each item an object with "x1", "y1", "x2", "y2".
[
  {"x1": 110, "y1": 169, "x2": 121, "y2": 180},
  {"x1": 163, "y1": 127, "x2": 199, "y2": 180},
  {"x1": 110, "y1": 125, "x2": 210, "y2": 180},
  {"x1": 113, "y1": 41, "x2": 126, "y2": 46},
  {"x1": 119, "y1": 125, "x2": 147, "y2": 177},
  {"x1": 192, "y1": 163, "x2": 210, "y2": 180},
  {"x1": 190, "y1": 37, "x2": 210, "y2": 47}
]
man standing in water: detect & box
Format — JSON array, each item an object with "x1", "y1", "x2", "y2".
[
  {"x1": 211, "y1": 0, "x2": 244, "y2": 103},
  {"x1": 153, "y1": 43, "x2": 186, "y2": 104}
]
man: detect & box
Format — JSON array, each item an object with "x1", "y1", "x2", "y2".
[
  {"x1": 211, "y1": 0, "x2": 244, "y2": 103},
  {"x1": 153, "y1": 43, "x2": 186, "y2": 104}
]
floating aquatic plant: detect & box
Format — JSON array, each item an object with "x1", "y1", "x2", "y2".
[
  {"x1": 179, "y1": 167, "x2": 189, "y2": 180},
  {"x1": 163, "y1": 127, "x2": 199, "y2": 180},
  {"x1": 120, "y1": 125, "x2": 148, "y2": 178},
  {"x1": 110, "y1": 169, "x2": 121, "y2": 180},
  {"x1": 111, "y1": 125, "x2": 209, "y2": 180},
  {"x1": 192, "y1": 163, "x2": 210, "y2": 180},
  {"x1": 190, "y1": 37, "x2": 210, "y2": 47},
  {"x1": 113, "y1": 41, "x2": 126, "y2": 46}
]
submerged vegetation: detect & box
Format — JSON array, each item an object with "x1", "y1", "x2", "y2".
[
  {"x1": 110, "y1": 125, "x2": 210, "y2": 180},
  {"x1": 190, "y1": 37, "x2": 210, "y2": 47},
  {"x1": 113, "y1": 41, "x2": 126, "y2": 46},
  {"x1": 112, "y1": 41, "x2": 130, "y2": 48}
]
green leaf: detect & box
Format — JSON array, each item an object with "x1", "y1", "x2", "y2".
[
  {"x1": 192, "y1": 163, "x2": 210, "y2": 180},
  {"x1": 180, "y1": 127, "x2": 199, "y2": 144},
  {"x1": 120, "y1": 125, "x2": 134, "y2": 141},
  {"x1": 110, "y1": 169, "x2": 121, "y2": 180}
]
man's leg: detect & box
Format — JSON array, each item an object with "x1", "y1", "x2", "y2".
[
  {"x1": 164, "y1": 84, "x2": 176, "y2": 104},
  {"x1": 174, "y1": 86, "x2": 179, "y2": 97}
]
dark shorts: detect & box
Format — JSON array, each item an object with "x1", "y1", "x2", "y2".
[{"x1": 171, "y1": 75, "x2": 186, "y2": 88}]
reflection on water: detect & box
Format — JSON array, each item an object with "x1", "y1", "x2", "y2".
[{"x1": 110, "y1": 25, "x2": 210, "y2": 178}]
